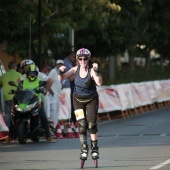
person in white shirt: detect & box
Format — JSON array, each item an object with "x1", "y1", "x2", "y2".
[{"x1": 48, "y1": 59, "x2": 64, "y2": 127}]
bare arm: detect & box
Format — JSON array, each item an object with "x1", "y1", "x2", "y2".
[
  {"x1": 46, "y1": 77, "x2": 54, "y2": 95},
  {"x1": 69, "y1": 74, "x2": 75, "y2": 81},
  {"x1": 58, "y1": 66, "x2": 77, "y2": 81}
]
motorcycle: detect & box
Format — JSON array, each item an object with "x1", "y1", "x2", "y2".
[{"x1": 8, "y1": 81, "x2": 54, "y2": 144}]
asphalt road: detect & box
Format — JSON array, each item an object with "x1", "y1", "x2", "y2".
[{"x1": 0, "y1": 107, "x2": 170, "y2": 170}]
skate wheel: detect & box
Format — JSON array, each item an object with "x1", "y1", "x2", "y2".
[
  {"x1": 94, "y1": 159, "x2": 98, "y2": 168},
  {"x1": 81, "y1": 160, "x2": 85, "y2": 169}
]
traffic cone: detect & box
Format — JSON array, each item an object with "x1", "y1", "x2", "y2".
[
  {"x1": 71, "y1": 121, "x2": 76, "y2": 133},
  {"x1": 71, "y1": 121, "x2": 76, "y2": 138},
  {"x1": 0, "y1": 112, "x2": 8, "y2": 140},
  {"x1": 66, "y1": 121, "x2": 74, "y2": 138},
  {"x1": 59, "y1": 121, "x2": 64, "y2": 131},
  {"x1": 59, "y1": 121, "x2": 66, "y2": 138},
  {"x1": 0, "y1": 132, "x2": 8, "y2": 141},
  {"x1": 55, "y1": 123, "x2": 63, "y2": 139},
  {"x1": 74, "y1": 122, "x2": 79, "y2": 138}
]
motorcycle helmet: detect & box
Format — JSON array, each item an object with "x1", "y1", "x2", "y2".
[
  {"x1": 27, "y1": 64, "x2": 39, "y2": 81},
  {"x1": 20, "y1": 59, "x2": 35, "y2": 68},
  {"x1": 76, "y1": 48, "x2": 91, "y2": 58}
]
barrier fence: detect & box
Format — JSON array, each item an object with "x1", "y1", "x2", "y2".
[
  {"x1": 59, "y1": 79, "x2": 170, "y2": 121},
  {"x1": 0, "y1": 79, "x2": 170, "y2": 133}
]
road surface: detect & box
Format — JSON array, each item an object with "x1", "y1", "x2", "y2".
[{"x1": 0, "y1": 107, "x2": 170, "y2": 170}]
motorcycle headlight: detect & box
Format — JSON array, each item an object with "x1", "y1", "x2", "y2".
[{"x1": 15, "y1": 101, "x2": 38, "y2": 112}]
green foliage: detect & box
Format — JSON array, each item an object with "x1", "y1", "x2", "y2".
[
  {"x1": 104, "y1": 65, "x2": 170, "y2": 85},
  {"x1": 0, "y1": 0, "x2": 170, "y2": 84},
  {"x1": 0, "y1": 0, "x2": 32, "y2": 56}
]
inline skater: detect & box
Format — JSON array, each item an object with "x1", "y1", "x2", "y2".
[{"x1": 58, "y1": 48, "x2": 102, "y2": 166}]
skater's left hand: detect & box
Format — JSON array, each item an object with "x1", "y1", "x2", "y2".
[{"x1": 92, "y1": 63, "x2": 98, "y2": 70}]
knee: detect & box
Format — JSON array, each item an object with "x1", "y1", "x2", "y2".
[
  {"x1": 88, "y1": 122, "x2": 98, "y2": 134},
  {"x1": 78, "y1": 119, "x2": 87, "y2": 134}
]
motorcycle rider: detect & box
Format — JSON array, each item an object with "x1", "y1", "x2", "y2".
[
  {"x1": 19, "y1": 59, "x2": 54, "y2": 96},
  {"x1": 6, "y1": 64, "x2": 54, "y2": 143},
  {"x1": 19, "y1": 59, "x2": 54, "y2": 120}
]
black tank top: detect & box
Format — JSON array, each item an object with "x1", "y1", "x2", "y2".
[{"x1": 74, "y1": 65, "x2": 96, "y2": 97}]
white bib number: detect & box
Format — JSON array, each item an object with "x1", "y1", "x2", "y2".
[{"x1": 74, "y1": 109, "x2": 85, "y2": 120}]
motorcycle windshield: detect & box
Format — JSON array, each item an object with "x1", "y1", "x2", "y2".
[{"x1": 15, "y1": 90, "x2": 34, "y2": 104}]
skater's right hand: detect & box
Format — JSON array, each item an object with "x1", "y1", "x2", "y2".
[{"x1": 59, "y1": 66, "x2": 66, "y2": 73}]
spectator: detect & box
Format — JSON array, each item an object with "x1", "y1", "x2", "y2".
[
  {"x1": 41, "y1": 58, "x2": 55, "y2": 76},
  {"x1": 16, "y1": 63, "x2": 24, "y2": 74},
  {"x1": 63, "y1": 51, "x2": 76, "y2": 88},
  {"x1": 48, "y1": 59, "x2": 64, "y2": 127},
  {"x1": 0, "y1": 61, "x2": 22, "y2": 128},
  {"x1": 63, "y1": 51, "x2": 76, "y2": 123}
]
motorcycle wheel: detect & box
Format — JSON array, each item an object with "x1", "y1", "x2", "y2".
[
  {"x1": 31, "y1": 128, "x2": 40, "y2": 142},
  {"x1": 18, "y1": 122, "x2": 28, "y2": 144},
  {"x1": 30, "y1": 118, "x2": 40, "y2": 142},
  {"x1": 31, "y1": 136, "x2": 39, "y2": 142}
]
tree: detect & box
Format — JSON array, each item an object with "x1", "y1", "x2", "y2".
[
  {"x1": 0, "y1": 0, "x2": 170, "y2": 82},
  {"x1": 0, "y1": 0, "x2": 121, "y2": 62},
  {"x1": 0, "y1": 0, "x2": 32, "y2": 57}
]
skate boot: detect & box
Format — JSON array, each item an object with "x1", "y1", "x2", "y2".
[
  {"x1": 91, "y1": 140, "x2": 99, "y2": 160},
  {"x1": 80, "y1": 143, "x2": 89, "y2": 160}
]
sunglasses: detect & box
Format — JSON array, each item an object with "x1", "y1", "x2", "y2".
[
  {"x1": 78, "y1": 57, "x2": 88, "y2": 61},
  {"x1": 28, "y1": 71, "x2": 37, "y2": 75}
]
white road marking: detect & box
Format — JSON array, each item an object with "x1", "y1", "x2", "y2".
[
  {"x1": 150, "y1": 159, "x2": 170, "y2": 169},
  {"x1": 160, "y1": 134, "x2": 166, "y2": 136}
]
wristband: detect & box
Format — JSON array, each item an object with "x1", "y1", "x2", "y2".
[
  {"x1": 58, "y1": 70, "x2": 64, "y2": 76},
  {"x1": 94, "y1": 68, "x2": 100, "y2": 76}
]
